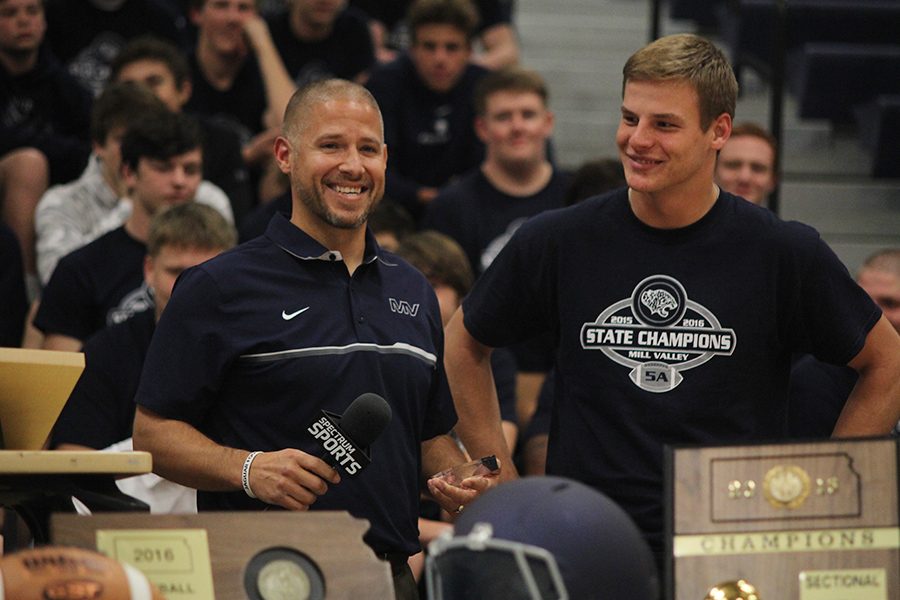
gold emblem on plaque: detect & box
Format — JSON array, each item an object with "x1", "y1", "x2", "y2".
[
  {"x1": 705, "y1": 579, "x2": 760, "y2": 599},
  {"x1": 257, "y1": 559, "x2": 312, "y2": 600},
  {"x1": 763, "y1": 465, "x2": 811, "y2": 509}
]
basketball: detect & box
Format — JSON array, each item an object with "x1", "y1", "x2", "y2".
[{"x1": 0, "y1": 546, "x2": 164, "y2": 600}]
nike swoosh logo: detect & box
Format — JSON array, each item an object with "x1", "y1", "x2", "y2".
[{"x1": 282, "y1": 307, "x2": 310, "y2": 320}]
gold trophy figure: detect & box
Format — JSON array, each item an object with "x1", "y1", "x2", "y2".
[{"x1": 704, "y1": 579, "x2": 760, "y2": 600}]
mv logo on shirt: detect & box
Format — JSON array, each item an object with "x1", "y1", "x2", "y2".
[
  {"x1": 389, "y1": 298, "x2": 420, "y2": 317},
  {"x1": 580, "y1": 275, "x2": 737, "y2": 392}
]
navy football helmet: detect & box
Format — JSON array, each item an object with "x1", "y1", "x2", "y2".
[{"x1": 425, "y1": 476, "x2": 659, "y2": 600}]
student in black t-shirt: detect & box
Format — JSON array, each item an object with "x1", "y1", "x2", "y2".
[
  {"x1": 0, "y1": 0, "x2": 93, "y2": 281},
  {"x1": 353, "y1": 0, "x2": 519, "y2": 69},
  {"x1": 423, "y1": 67, "x2": 565, "y2": 277},
  {"x1": 35, "y1": 109, "x2": 206, "y2": 351},
  {"x1": 43, "y1": 0, "x2": 188, "y2": 96},
  {"x1": 49, "y1": 202, "x2": 235, "y2": 514},
  {"x1": 183, "y1": 0, "x2": 296, "y2": 205},
  {"x1": 365, "y1": 0, "x2": 489, "y2": 221},
  {"x1": 110, "y1": 36, "x2": 254, "y2": 224},
  {"x1": 49, "y1": 203, "x2": 234, "y2": 451},
  {"x1": 265, "y1": 0, "x2": 375, "y2": 86}
]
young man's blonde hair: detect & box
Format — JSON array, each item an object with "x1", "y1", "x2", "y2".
[
  {"x1": 623, "y1": 33, "x2": 738, "y2": 130},
  {"x1": 147, "y1": 203, "x2": 237, "y2": 258}
]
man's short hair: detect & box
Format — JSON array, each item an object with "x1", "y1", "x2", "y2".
[
  {"x1": 474, "y1": 67, "x2": 548, "y2": 115},
  {"x1": 730, "y1": 121, "x2": 779, "y2": 167},
  {"x1": 120, "y1": 110, "x2": 203, "y2": 172},
  {"x1": 147, "y1": 202, "x2": 236, "y2": 258},
  {"x1": 408, "y1": 0, "x2": 479, "y2": 43},
  {"x1": 110, "y1": 35, "x2": 190, "y2": 89},
  {"x1": 90, "y1": 82, "x2": 169, "y2": 145},
  {"x1": 395, "y1": 230, "x2": 474, "y2": 298},
  {"x1": 862, "y1": 248, "x2": 900, "y2": 278},
  {"x1": 282, "y1": 78, "x2": 382, "y2": 139},
  {"x1": 623, "y1": 33, "x2": 738, "y2": 130}
]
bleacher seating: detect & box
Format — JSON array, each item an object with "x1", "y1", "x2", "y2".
[
  {"x1": 705, "y1": 0, "x2": 900, "y2": 178},
  {"x1": 793, "y1": 43, "x2": 900, "y2": 124},
  {"x1": 855, "y1": 95, "x2": 900, "y2": 178},
  {"x1": 668, "y1": 0, "x2": 726, "y2": 30},
  {"x1": 717, "y1": 0, "x2": 900, "y2": 81}
]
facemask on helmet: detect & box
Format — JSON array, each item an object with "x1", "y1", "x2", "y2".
[{"x1": 427, "y1": 521, "x2": 569, "y2": 599}]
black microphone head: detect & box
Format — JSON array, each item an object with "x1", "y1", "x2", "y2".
[{"x1": 339, "y1": 393, "x2": 392, "y2": 448}]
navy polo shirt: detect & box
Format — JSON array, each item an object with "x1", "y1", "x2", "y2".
[{"x1": 135, "y1": 213, "x2": 456, "y2": 555}]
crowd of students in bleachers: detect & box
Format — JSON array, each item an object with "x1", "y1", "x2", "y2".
[{"x1": 1, "y1": 0, "x2": 523, "y2": 337}]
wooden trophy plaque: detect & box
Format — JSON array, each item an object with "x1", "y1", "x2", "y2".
[
  {"x1": 51, "y1": 511, "x2": 395, "y2": 600},
  {"x1": 666, "y1": 437, "x2": 899, "y2": 600}
]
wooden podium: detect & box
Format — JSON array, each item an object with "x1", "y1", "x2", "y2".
[
  {"x1": 0, "y1": 349, "x2": 153, "y2": 544},
  {"x1": 0, "y1": 347, "x2": 84, "y2": 450},
  {"x1": 0, "y1": 450, "x2": 151, "y2": 543},
  {"x1": 51, "y1": 511, "x2": 395, "y2": 599},
  {"x1": 666, "y1": 437, "x2": 899, "y2": 599}
]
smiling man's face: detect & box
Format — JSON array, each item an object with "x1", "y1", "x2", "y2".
[{"x1": 276, "y1": 96, "x2": 387, "y2": 232}]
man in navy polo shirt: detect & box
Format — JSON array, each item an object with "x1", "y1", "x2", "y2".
[
  {"x1": 443, "y1": 33, "x2": 900, "y2": 571},
  {"x1": 133, "y1": 78, "x2": 492, "y2": 599}
]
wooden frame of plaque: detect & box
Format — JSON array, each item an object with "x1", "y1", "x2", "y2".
[
  {"x1": 51, "y1": 511, "x2": 395, "y2": 599},
  {"x1": 665, "y1": 437, "x2": 899, "y2": 600}
]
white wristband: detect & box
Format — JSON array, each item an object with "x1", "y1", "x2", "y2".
[{"x1": 242, "y1": 451, "x2": 262, "y2": 499}]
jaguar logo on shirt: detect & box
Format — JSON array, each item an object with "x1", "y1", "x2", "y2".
[{"x1": 580, "y1": 275, "x2": 737, "y2": 392}]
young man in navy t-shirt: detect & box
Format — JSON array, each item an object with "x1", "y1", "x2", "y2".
[{"x1": 444, "y1": 33, "x2": 900, "y2": 568}]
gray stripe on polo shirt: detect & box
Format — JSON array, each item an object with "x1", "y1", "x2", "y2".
[{"x1": 239, "y1": 341, "x2": 437, "y2": 367}]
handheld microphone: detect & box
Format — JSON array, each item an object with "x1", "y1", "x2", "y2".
[{"x1": 306, "y1": 393, "x2": 392, "y2": 476}]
